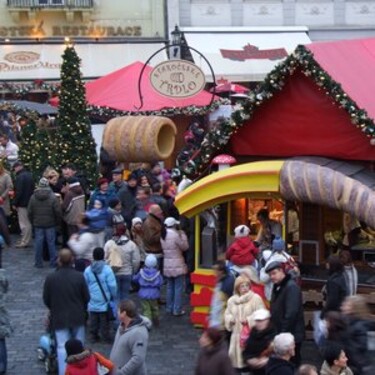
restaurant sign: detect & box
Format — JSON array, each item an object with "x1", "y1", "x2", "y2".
[{"x1": 150, "y1": 60, "x2": 206, "y2": 98}]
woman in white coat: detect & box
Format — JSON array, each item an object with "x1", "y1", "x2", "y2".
[{"x1": 224, "y1": 275, "x2": 265, "y2": 371}]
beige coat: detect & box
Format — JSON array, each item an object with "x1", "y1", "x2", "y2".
[
  {"x1": 224, "y1": 291, "x2": 265, "y2": 369},
  {"x1": 320, "y1": 361, "x2": 354, "y2": 375},
  {"x1": 0, "y1": 172, "x2": 13, "y2": 216}
]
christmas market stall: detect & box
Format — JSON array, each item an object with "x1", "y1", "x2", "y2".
[
  {"x1": 174, "y1": 37, "x2": 375, "y2": 326},
  {"x1": 84, "y1": 61, "x2": 222, "y2": 168}
]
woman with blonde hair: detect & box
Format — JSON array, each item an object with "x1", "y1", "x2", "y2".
[
  {"x1": 42, "y1": 167, "x2": 62, "y2": 195},
  {"x1": 224, "y1": 275, "x2": 265, "y2": 372}
]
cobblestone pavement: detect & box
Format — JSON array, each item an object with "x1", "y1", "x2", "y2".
[{"x1": 3, "y1": 242, "x2": 321, "y2": 375}]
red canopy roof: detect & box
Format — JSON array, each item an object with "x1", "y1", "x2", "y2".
[
  {"x1": 306, "y1": 38, "x2": 375, "y2": 122},
  {"x1": 85, "y1": 61, "x2": 214, "y2": 112}
]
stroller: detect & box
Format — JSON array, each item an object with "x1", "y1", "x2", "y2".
[{"x1": 37, "y1": 315, "x2": 58, "y2": 374}]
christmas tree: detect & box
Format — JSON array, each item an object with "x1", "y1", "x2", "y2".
[
  {"x1": 55, "y1": 45, "x2": 98, "y2": 187},
  {"x1": 19, "y1": 120, "x2": 57, "y2": 180}
]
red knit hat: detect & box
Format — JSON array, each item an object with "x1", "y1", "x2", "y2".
[{"x1": 97, "y1": 177, "x2": 109, "y2": 187}]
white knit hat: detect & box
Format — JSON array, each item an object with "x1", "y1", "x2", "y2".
[
  {"x1": 132, "y1": 217, "x2": 143, "y2": 227},
  {"x1": 234, "y1": 225, "x2": 250, "y2": 238},
  {"x1": 145, "y1": 254, "x2": 157, "y2": 268}
]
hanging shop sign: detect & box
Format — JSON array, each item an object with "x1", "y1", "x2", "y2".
[
  {"x1": 150, "y1": 60, "x2": 206, "y2": 98},
  {"x1": 220, "y1": 43, "x2": 288, "y2": 61}
]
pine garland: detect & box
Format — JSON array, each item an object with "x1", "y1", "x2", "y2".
[
  {"x1": 87, "y1": 99, "x2": 224, "y2": 122},
  {"x1": 0, "y1": 81, "x2": 60, "y2": 97},
  {"x1": 178, "y1": 45, "x2": 375, "y2": 178}
]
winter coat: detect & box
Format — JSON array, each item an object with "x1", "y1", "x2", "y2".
[
  {"x1": 43, "y1": 266, "x2": 90, "y2": 330},
  {"x1": 265, "y1": 357, "x2": 295, "y2": 375},
  {"x1": 0, "y1": 172, "x2": 13, "y2": 216},
  {"x1": 85, "y1": 208, "x2": 108, "y2": 231},
  {"x1": 195, "y1": 341, "x2": 235, "y2": 375},
  {"x1": 110, "y1": 180, "x2": 127, "y2": 195},
  {"x1": 27, "y1": 188, "x2": 62, "y2": 228},
  {"x1": 320, "y1": 361, "x2": 354, "y2": 375},
  {"x1": 68, "y1": 230, "x2": 99, "y2": 262},
  {"x1": 322, "y1": 271, "x2": 348, "y2": 318},
  {"x1": 344, "y1": 317, "x2": 372, "y2": 375},
  {"x1": 133, "y1": 267, "x2": 163, "y2": 300},
  {"x1": 131, "y1": 227, "x2": 146, "y2": 262},
  {"x1": 62, "y1": 185, "x2": 85, "y2": 225},
  {"x1": 260, "y1": 251, "x2": 294, "y2": 301},
  {"x1": 226, "y1": 237, "x2": 259, "y2": 266},
  {"x1": 104, "y1": 236, "x2": 140, "y2": 276},
  {"x1": 118, "y1": 185, "x2": 137, "y2": 223},
  {"x1": 13, "y1": 168, "x2": 34, "y2": 207},
  {"x1": 224, "y1": 291, "x2": 265, "y2": 369},
  {"x1": 243, "y1": 325, "x2": 277, "y2": 372},
  {"x1": 110, "y1": 316, "x2": 151, "y2": 375},
  {"x1": 269, "y1": 274, "x2": 305, "y2": 344},
  {"x1": 161, "y1": 228, "x2": 189, "y2": 277},
  {"x1": 0, "y1": 269, "x2": 12, "y2": 339},
  {"x1": 107, "y1": 207, "x2": 125, "y2": 229},
  {"x1": 209, "y1": 273, "x2": 235, "y2": 330},
  {"x1": 84, "y1": 261, "x2": 117, "y2": 312},
  {"x1": 65, "y1": 349, "x2": 114, "y2": 375},
  {"x1": 142, "y1": 214, "x2": 163, "y2": 254},
  {"x1": 88, "y1": 187, "x2": 117, "y2": 209}
]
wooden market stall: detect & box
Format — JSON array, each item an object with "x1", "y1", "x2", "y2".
[{"x1": 175, "y1": 37, "x2": 375, "y2": 326}]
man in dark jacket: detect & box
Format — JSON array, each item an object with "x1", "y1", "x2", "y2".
[
  {"x1": 12, "y1": 161, "x2": 34, "y2": 247},
  {"x1": 266, "y1": 261, "x2": 305, "y2": 366},
  {"x1": 43, "y1": 248, "x2": 90, "y2": 375},
  {"x1": 265, "y1": 333, "x2": 296, "y2": 375},
  {"x1": 117, "y1": 173, "x2": 137, "y2": 228},
  {"x1": 28, "y1": 177, "x2": 62, "y2": 268}
]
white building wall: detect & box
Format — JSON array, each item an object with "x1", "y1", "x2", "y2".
[{"x1": 168, "y1": 0, "x2": 375, "y2": 41}]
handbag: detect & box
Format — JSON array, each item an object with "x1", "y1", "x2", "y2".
[
  {"x1": 92, "y1": 271, "x2": 116, "y2": 321},
  {"x1": 240, "y1": 321, "x2": 251, "y2": 349}
]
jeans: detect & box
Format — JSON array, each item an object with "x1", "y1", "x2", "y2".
[
  {"x1": 55, "y1": 325, "x2": 85, "y2": 375},
  {"x1": 166, "y1": 275, "x2": 184, "y2": 315},
  {"x1": 0, "y1": 339, "x2": 6, "y2": 373},
  {"x1": 34, "y1": 227, "x2": 57, "y2": 267},
  {"x1": 116, "y1": 274, "x2": 132, "y2": 302}
]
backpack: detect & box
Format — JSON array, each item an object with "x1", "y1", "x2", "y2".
[{"x1": 106, "y1": 241, "x2": 123, "y2": 272}]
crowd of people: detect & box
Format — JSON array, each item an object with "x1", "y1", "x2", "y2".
[
  {"x1": 0, "y1": 158, "x2": 193, "y2": 374},
  {"x1": 0, "y1": 150, "x2": 373, "y2": 374},
  {"x1": 202, "y1": 223, "x2": 375, "y2": 375}
]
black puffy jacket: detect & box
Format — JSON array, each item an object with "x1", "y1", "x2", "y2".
[{"x1": 27, "y1": 188, "x2": 62, "y2": 228}]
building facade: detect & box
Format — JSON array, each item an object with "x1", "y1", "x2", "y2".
[
  {"x1": 168, "y1": 0, "x2": 375, "y2": 41},
  {"x1": 0, "y1": 0, "x2": 168, "y2": 96}
]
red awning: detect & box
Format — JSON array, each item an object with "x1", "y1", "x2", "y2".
[
  {"x1": 306, "y1": 38, "x2": 375, "y2": 123},
  {"x1": 85, "y1": 61, "x2": 215, "y2": 112},
  {"x1": 230, "y1": 69, "x2": 375, "y2": 161}
]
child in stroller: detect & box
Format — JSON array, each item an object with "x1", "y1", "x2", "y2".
[{"x1": 37, "y1": 314, "x2": 58, "y2": 374}]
